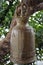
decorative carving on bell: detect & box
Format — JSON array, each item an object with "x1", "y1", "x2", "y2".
[{"x1": 10, "y1": 1, "x2": 35, "y2": 64}]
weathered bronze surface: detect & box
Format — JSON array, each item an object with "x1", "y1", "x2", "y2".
[
  {"x1": 10, "y1": 2, "x2": 35, "y2": 64},
  {"x1": 10, "y1": 23, "x2": 35, "y2": 64}
]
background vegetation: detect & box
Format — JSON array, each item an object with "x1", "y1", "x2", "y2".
[{"x1": 0, "y1": 0, "x2": 43, "y2": 65}]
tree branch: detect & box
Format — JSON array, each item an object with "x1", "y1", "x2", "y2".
[
  {"x1": 36, "y1": 2, "x2": 43, "y2": 11},
  {"x1": 32, "y1": 2, "x2": 43, "y2": 14}
]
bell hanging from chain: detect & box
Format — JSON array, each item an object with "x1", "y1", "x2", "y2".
[{"x1": 10, "y1": 0, "x2": 35, "y2": 64}]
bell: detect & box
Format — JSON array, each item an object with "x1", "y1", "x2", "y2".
[{"x1": 10, "y1": 2, "x2": 35, "y2": 64}]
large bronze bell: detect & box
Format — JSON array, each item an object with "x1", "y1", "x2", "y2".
[{"x1": 10, "y1": 2, "x2": 35, "y2": 64}]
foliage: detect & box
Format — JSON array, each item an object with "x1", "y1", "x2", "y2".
[
  {"x1": 0, "y1": 0, "x2": 19, "y2": 38},
  {"x1": 29, "y1": 11, "x2": 43, "y2": 48}
]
